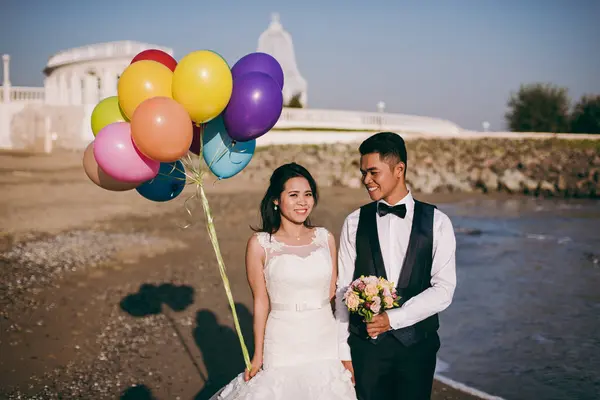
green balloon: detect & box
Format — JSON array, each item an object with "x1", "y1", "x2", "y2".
[{"x1": 91, "y1": 96, "x2": 128, "y2": 136}]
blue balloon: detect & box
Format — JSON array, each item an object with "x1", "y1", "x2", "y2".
[
  {"x1": 136, "y1": 160, "x2": 186, "y2": 202},
  {"x1": 202, "y1": 115, "x2": 256, "y2": 179}
]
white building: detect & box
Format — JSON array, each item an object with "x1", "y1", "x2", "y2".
[
  {"x1": 0, "y1": 41, "x2": 173, "y2": 151},
  {"x1": 43, "y1": 41, "x2": 173, "y2": 106},
  {"x1": 258, "y1": 13, "x2": 308, "y2": 108},
  {"x1": 0, "y1": 15, "x2": 463, "y2": 152}
]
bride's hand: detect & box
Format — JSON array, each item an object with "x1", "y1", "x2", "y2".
[
  {"x1": 244, "y1": 355, "x2": 263, "y2": 382},
  {"x1": 341, "y1": 360, "x2": 355, "y2": 385}
]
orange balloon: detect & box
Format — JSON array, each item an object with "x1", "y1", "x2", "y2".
[
  {"x1": 131, "y1": 97, "x2": 194, "y2": 162},
  {"x1": 82, "y1": 142, "x2": 141, "y2": 191}
]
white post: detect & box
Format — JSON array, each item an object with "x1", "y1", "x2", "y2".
[
  {"x1": 100, "y1": 68, "x2": 117, "y2": 99},
  {"x1": 50, "y1": 74, "x2": 58, "y2": 105},
  {"x1": 44, "y1": 74, "x2": 57, "y2": 105},
  {"x1": 44, "y1": 116, "x2": 53, "y2": 153},
  {"x1": 70, "y1": 73, "x2": 82, "y2": 105},
  {"x1": 377, "y1": 101, "x2": 386, "y2": 131},
  {"x1": 43, "y1": 76, "x2": 50, "y2": 104},
  {"x1": 57, "y1": 73, "x2": 67, "y2": 105},
  {"x1": 83, "y1": 74, "x2": 98, "y2": 104},
  {"x1": 2, "y1": 54, "x2": 11, "y2": 103}
]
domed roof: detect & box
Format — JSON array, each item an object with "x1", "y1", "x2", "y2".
[{"x1": 43, "y1": 40, "x2": 173, "y2": 75}]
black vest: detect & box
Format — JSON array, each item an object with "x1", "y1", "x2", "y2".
[{"x1": 348, "y1": 199, "x2": 439, "y2": 347}]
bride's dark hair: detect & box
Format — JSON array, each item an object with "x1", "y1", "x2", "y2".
[{"x1": 253, "y1": 162, "x2": 319, "y2": 234}]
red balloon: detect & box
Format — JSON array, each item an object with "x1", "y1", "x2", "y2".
[
  {"x1": 189, "y1": 124, "x2": 203, "y2": 155},
  {"x1": 131, "y1": 49, "x2": 178, "y2": 72}
]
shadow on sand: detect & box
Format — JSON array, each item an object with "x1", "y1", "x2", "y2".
[
  {"x1": 119, "y1": 384, "x2": 157, "y2": 399},
  {"x1": 194, "y1": 303, "x2": 255, "y2": 400},
  {"x1": 118, "y1": 283, "x2": 254, "y2": 400}
]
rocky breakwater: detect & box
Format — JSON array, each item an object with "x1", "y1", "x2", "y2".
[{"x1": 239, "y1": 138, "x2": 600, "y2": 198}]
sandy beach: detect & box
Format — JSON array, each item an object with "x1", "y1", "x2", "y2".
[{"x1": 1, "y1": 150, "x2": 488, "y2": 399}]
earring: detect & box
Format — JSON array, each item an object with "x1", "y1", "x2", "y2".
[{"x1": 274, "y1": 205, "x2": 278, "y2": 210}]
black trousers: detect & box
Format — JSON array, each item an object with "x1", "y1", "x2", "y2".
[{"x1": 349, "y1": 332, "x2": 440, "y2": 400}]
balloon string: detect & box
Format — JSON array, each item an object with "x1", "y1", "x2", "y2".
[
  {"x1": 178, "y1": 152, "x2": 205, "y2": 229},
  {"x1": 205, "y1": 132, "x2": 245, "y2": 175},
  {"x1": 210, "y1": 137, "x2": 248, "y2": 170},
  {"x1": 185, "y1": 152, "x2": 195, "y2": 169},
  {"x1": 182, "y1": 154, "x2": 197, "y2": 177},
  {"x1": 177, "y1": 125, "x2": 251, "y2": 371},
  {"x1": 178, "y1": 188, "x2": 198, "y2": 230},
  {"x1": 142, "y1": 172, "x2": 188, "y2": 186},
  {"x1": 206, "y1": 132, "x2": 233, "y2": 169},
  {"x1": 198, "y1": 123, "x2": 205, "y2": 172},
  {"x1": 198, "y1": 182, "x2": 251, "y2": 371},
  {"x1": 209, "y1": 144, "x2": 230, "y2": 169}
]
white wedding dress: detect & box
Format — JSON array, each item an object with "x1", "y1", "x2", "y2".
[{"x1": 210, "y1": 227, "x2": 357, "y2": 400}]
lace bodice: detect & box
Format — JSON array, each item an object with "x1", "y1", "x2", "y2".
[{"x1": 255, "y1": 227, "x2": 333, "y2": 307}]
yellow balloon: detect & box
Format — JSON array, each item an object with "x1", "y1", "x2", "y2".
[
  {"x1": 91, "y1": 96, "x2": 128, "y2": 136},
  {"x1": 172, "y1": 50, "x2": 233, "y2": 124},
  {"x1": 117, "y1": 60, "x2": 173, "y2": 120}
]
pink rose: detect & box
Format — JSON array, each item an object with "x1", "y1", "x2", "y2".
[
  {"x1": 383, "y1": 296, "x2": 394, "y2": 308},
  {"x1": 345, "y1": 292, "x2": 360, "y2": 311},
  {"x1": 356, "y1": 282, "x2": 366, "y2": 291},
  {"x1": 365, "y1": 283, "x2": 378, "y2": 297},
  {"x1": 383, "y1": 287, "x2": 392, "y2": 297},
  {"x1": 343, "y1": 287, "x2": 352, "y2": 300},
  {"x1": 367, "y1": 297, "x2": 382, "y2": 314},
  {"x1": 370, "y1": 302, "x2": 381, "y2": 314},
  {"x1": 365, "y1": 276, "x2": 378, "y2": 285}
]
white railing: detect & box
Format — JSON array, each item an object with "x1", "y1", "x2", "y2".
[
  {"x1": 276, "y1": 108, "x2": 462, "y2": 135},
  {"x1": 46, "y1": 41, "x2": 174, "y2": 69},
  {"x1": 0, "y1": 85, "x2": 462, "y2": 134},
  {"x1": 454, "y1": 130, "x2": 600, "y2": 140},
  {"x1": 1, "y1": 102, "x2": 599, "y2": 152},
  {"x1": 4, "y1": 86, "x2": 45, "y2": 103}
]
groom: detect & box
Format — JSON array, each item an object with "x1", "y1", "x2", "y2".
[{"x1": 336, "y1": 132, "x2": 457, "y2": 399}]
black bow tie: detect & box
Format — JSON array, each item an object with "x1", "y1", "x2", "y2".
[{"x1": 377, "y1": 203, "x2": 407, "y2": 218}]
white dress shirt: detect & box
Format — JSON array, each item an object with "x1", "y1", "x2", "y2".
[{"x1": 335, "y1": 191, "x2": 457, "y2": 361}]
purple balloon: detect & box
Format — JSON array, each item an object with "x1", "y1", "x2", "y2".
[
  {"x1": 223, "y1": 72, "x2": 284, "y2": 142},
  {"x1": 231, "y1": 52, "x2": 284, "y2": 90}
]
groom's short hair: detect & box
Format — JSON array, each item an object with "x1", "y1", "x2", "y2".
[{"x1": 359, "y1": 132, "x2": 407, "y2": 171}]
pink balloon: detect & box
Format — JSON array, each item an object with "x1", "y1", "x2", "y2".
[{"x1": 93, "y1": 122, "x2": 160, "y2": 183}]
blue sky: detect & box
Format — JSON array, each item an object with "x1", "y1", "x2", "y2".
[{"x1": 1, "y1": 0, "x2": 598, "y2": 130}]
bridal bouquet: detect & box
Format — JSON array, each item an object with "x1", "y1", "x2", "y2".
[{"x1": 343, "y1": 275, "x2": 400, "y2": 322}]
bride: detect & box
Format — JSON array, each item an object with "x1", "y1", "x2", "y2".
[{"x1": 210, "y1": 163, "x2": 357, "y2": 399}]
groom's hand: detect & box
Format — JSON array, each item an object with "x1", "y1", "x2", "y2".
[{"x1": 366, "y1": 312, "x2": 391, "y2": 337}]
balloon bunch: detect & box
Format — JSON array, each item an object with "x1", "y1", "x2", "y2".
[
  {"x1": 84, "y1": 49, "x2": 284, "y2": 199},
  {"x1": 82, "y1": 48, "x2": 285, "y2": 370}
]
